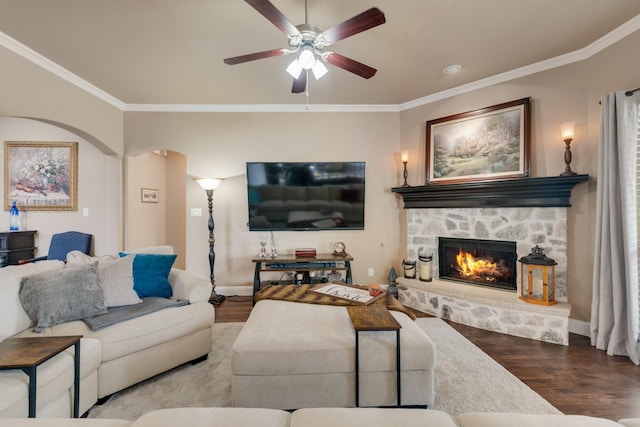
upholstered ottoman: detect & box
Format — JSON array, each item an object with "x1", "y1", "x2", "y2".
[{"x1": 231, "y1": 300, "x2": 436, "y2": 409}]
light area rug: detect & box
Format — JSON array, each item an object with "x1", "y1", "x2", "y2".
[{"x1": 87, "y1": 318, "x2": 560, "y2": 421}]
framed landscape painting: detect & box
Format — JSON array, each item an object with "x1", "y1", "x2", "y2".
[
  {"x1": 4, "y1": 141, "x2": 78, "y2": 211},
  {"x1": 425, "y1": 97, "x2": 531, "y2": 184}
]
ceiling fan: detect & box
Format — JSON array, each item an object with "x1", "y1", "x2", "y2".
[{"x1": 223, "y1": 0, "x2": 386, "y2": 93}]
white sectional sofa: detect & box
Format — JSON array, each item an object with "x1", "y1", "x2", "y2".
[
  {"x1": 0, "y1": 407, "x2": 638, "y2": 427},
  {"x1": 0, "y1": 246, "x2": 214, "y2": 419}
]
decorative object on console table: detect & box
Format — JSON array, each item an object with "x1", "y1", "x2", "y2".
[
  {"x1": 425, "y1": 97, "x2": 531, "y2": 184},
  {"x1": 4, "y1": 141, "x2": 78, "y2": 211},
  {"x1": 194, "y1": 177, "x2": 226, "y2": 305},
  {"x1": 269, "y1": 231, "x2": 278, "y2": 258},
  {"x1": 332, "y1": 241, "x2": 346, "y2": 257},
  {"x1": 0, "y1": 230, "x2": 37, "y2": 267},
  {"x1": 559, "y1": 122, "x2": 577, "y2": 176},
  {"x1": 519, "y1": 245, "x2": 557, "y2": 306},
  {"x1": 400, "y1": 150, "x2": 410, "y2": 187},
  {"x1": 295, "y1": 248, "x2": 317, "y2": 258}
]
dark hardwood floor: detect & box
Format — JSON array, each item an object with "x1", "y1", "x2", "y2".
[{"x1": 214, "y1": 297, "x2": 640, "y2": 421}]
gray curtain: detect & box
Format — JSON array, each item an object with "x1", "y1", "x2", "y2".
[{"x1": 591, "y1": 89, "x2": 640, "y2": 365}]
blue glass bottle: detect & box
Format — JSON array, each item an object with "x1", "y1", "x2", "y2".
[{"x1": 9, "y1": 201, "x2": 19, "y2": 231}]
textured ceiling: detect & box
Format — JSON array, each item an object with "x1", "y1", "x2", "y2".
[{"x1": 1, "y1": 0, "x2": 639, "y2": 106}]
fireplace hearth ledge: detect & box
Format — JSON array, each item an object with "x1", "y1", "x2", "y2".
[{"x1": 398, "y1": 277, "x2": 570, "y2": 345}]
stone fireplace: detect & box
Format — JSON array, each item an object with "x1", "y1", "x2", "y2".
[{"x1": 392, "y1": 175, "x2": 588, "y2": 345}]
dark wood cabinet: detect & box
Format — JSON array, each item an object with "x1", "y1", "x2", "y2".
[{"x1": 0, "y1": 230, "x2": 37, "y2": 267}]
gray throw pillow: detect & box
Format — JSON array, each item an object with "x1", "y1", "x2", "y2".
[{"x1": 19, "y1": 262, "x2": 108, "y2": 332}]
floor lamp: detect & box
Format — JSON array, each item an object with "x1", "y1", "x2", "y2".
[{"x1": 194, "y1": 178, "x2": 226, "y2": 305}]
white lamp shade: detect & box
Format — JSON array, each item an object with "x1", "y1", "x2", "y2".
[
  {"x1": 194, "y1": 178, "x2": 223, "y2": 190},
  {"x1": 298, "y1": 48, "x2": 315, "y2": 69},
  {"x1": 286, "y1": 59, "x2": 303, "y2": 78},
  {"x1": 311, "y1": 60, "x2": 328, "y2": 79}
]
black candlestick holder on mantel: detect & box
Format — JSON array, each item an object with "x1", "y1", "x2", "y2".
[{"x1": 391, "y1": 174, "x2": 589, "y2": 209}]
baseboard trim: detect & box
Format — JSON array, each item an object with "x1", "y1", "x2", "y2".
[
  {"x1": 568, "y1": 318, "x2": 590, "y2": 337},
  {"x1": 216, "y1": 285, "x2": 253, "y2": 297}
]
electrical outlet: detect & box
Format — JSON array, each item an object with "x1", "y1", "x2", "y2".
[
  {"x1": 368, "y1": 268, "x2": 374, "y2": 277},
  {"x1": 191, "y1": 208, "x2": 202, "y2": 217},
  {"x1": 82, "y1": 208, "x2": 89, "y2": 217}
]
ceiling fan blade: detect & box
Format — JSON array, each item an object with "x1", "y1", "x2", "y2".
[
  {"x1": 245, "y1": 0, "x2": 301, "y2": 37},
  {"x1": 325, "y1": 53, "x2": 377, "y2": 79},
  {"x1": 223, "y1": 48, "x2": 287, "y2": 65},
  {"x1": 321, "y1": 7, "x2": 386, "y2": 44},
  {"x1": 292, "y1": 71, "x2": 307, "y2": 93}
]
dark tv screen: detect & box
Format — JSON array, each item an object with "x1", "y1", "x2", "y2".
[{"x1": 246, "y1": 162, "x2": 365, "y2": 231}]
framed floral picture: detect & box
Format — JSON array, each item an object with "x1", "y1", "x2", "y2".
[
  {"x1": 425, "y1": 97, "x2": 531, "y2": 184},
  {"x1": 4, "y1": 141, "x2": 78, "y2": 211}
]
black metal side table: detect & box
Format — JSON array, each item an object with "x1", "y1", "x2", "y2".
[
  {"x1": 347, "y1": 305, "x2": 402, "y2": 407},
  {"x1": 0, "y1": 335, "x2": 82, "y2": 417}
]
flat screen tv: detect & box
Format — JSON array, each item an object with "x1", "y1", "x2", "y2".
[{"x1": 246, "y1": 162, "x2": 365, "y2": 231}]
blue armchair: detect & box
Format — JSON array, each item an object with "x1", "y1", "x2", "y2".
[{"x1": 21, "y1": 231, "x2": 93, "y2": 263}]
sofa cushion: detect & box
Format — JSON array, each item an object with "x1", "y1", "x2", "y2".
[
  {"x1": 454, "y1": 413, "x2": 624, "y2": 427},
  {"x1": 97, "y1": 255, "x2": 142, "y2": 307},
  {"x1": 120, "y1": 253, "x2": 177, "y2": 298},
  {"x1": 19, "y1": 263, "x2": 108, "y2": 332},
  {"x1": 0, "y1": 261, "x2": 65, "y2": 340},
  {"x1": 132, "y1": 407, "x2": 291, "y2": 427},
  {"x1": 290, "y1": 408, "x2": 459, "y2": 427},
  {"x1": 88, "y1": 301, "x2": 213, "y2": 362}
]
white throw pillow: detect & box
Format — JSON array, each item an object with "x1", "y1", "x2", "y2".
[
  {"x1": 97, "y1": 255, "x2": 142, "y2": 307},
  {"x1": 66, "y1": 250, "x2": 117, "y2": 264}
]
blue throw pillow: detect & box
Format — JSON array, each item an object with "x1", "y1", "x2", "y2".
[{"x1": 119, "y1": 253, "x2": 177, "y2": 298}]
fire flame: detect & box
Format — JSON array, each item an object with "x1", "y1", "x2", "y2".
[{"x1": 456, "y1": 249, "x2": 497, "y2": 277}]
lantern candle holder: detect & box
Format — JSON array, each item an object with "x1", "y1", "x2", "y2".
[{"x1": 519, "y1": 245, "x2": 557, "y2": 306}]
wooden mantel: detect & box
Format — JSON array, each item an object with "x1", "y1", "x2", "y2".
[{"x1": 391, "y1": 174, "x2": 589, "y2": 209}]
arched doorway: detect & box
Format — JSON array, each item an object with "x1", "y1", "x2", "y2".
[{"x1": 124, "y1": 149, "x2": 187, "y2": 269}]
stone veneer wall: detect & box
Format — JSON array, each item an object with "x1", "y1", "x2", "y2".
[
  {"x1": 398, "y1": 207, "x2": 572, "y2": 345},
  {"x1": 405, "y1": 207, "x2": 568, "y2": 301}
]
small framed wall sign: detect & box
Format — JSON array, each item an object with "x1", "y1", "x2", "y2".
[{"x1": 141, "y1": 188, "x2": 159, "y2": 203}]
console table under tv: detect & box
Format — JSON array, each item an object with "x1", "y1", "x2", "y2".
[{"x1": 252, "y1": 253, "x2": 353, "y2": 296}]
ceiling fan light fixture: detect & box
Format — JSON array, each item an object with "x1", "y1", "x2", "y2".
[
  {"x1": 298, "y1": 47, "x2": 316, "y2": 69},
  {"x1": 311, "y1": 60, "x2": 328, "y2": 79},
  {"x1": 286, "y1": 59, "x2": 303, "y2": 78}
]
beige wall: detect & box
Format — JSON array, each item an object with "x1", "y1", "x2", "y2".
[{"x1": 399, "y1": 29, "x2": 640, "y2": 322}]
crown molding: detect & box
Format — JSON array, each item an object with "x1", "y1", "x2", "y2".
[
  {"x1": 400, "y1": 13, "x2": 640, "y2": 111},
  {"x1": 2, "y1": 13, "x2": 639, "y2": 113},
  {"x1": 123, "y1": 103, "x2": 400, "y2": 113},
  {"x1": 0, "y1": 31, "x2": 125, "y2": 110}
]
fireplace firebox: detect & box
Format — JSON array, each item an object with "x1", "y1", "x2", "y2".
[{"x1": 438, "y1": 237, "x2": 517, "y2": 291}]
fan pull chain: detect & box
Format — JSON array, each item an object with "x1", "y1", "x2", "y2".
[{"x1": 305, "y1": 70, "x2": 310, "y2": 111}]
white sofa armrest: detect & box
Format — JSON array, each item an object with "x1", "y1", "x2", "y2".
[
  {"x1": 619, "y1": 420, "x2": 640, "y2": 427},
  {"x1": 168, "y1": 268, "x2": 212, "y2": 303}
]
